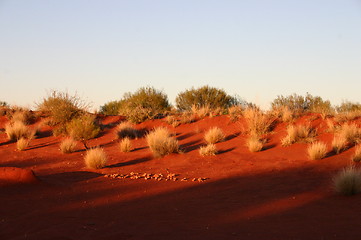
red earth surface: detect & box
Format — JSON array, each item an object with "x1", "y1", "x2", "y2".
[{"x1": 1, "y1": 114, "x2": 361, "y2": 240}]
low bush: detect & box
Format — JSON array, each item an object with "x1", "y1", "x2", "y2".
[
  {"x1": 204, "y1": 127, "x2": 225, "y2": 144},
  {"x1": 332, "y1": 135, "x2": 348, "y2": 154},
  {"x1": 228, "y1": 105, "x2": 243, "y2": 122},
  {"x1": 199, "y1": 144, "x2": 217, "y2": 156},
  {"x1": 66, "y1": 114, "x2": 100, "y2": 149},
  {"x1": 99, "y1": 100, "x2": 122, "y2": 115},
  {"x1": 146, "y1": 127, "x2": 179, "y2": 158},
  {"x1": 119, "y1": 137, "x2": 132, "y2": 152},
  {"x1": 84, "y1": 148, "x2": 107, "y2": 169},
  {"x1": 60, "y1": 138, "x2": 77, "y2": 153},
  {"x1": 243, "y1": 108, "x2": 275, "y2": 137},
  {"x1": 333, "y1": 166, "x2": 361, "y2": 195},
  {"x1": 307, "y1": 142, "x2": 327, "y2": 160}
]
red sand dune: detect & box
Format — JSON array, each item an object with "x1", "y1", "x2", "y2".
[{"x1": 1, "y1": 114, "x2": 361, "y2": 240}]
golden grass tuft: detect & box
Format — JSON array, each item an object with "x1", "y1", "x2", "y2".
[
  {"x1": 333, "y1": 165, "x2": 361, "y2": 195},
  {"x1": 352, "y1": 145, "x2": 361, "y2": 162},
  {"x1": 119, "y1": 137, "x2": 132, "y2": 152},
  {"x1": 199, "y1": 144, "x2": 217, "y2": 156},
  {"x1": 116, "y1": 121, "x2": 139, "y2": 139},
  {"x1": 307, "y1": 141, "x2": 327, "y2": 160},
  {"x1": 243, "y1": 108, "x2": 275, "y2": 137},
  {"x1": 338, "y1": 123, "x2": 361, "y2": 145},
  {"x1": 146, "y1": 127, "x2": 179, "y2": 158},
  {"x1": 16, "y1": 138, "x2": 30, "y2": 151},
  {"x1": 228, "y1": 105, "x2": 243, "y2": 122},
  {"x1": 60, "y1": 138, "x2": 77, "y2": 153},
  {"x1": 246, "y1": 136, "x2": 263, "y2": 152},
  {"x1": 84, "y1": 147, "x2": 107, "y2": 169},
  {"x1": 281, "y1": 123, "x2": 316, "y2": 146},
  {"x1": 5, "y1": 121, "x2": 34, "y2": 141},
  {"x1": 331, "y1": 135, "x2": 348, "y2": 154},
  {"x1": 165, "y1": 115, "x2": 180, "y2": 127},
  {"x1": 204, "y1": 127, "x2": 225, "y2": 144}
]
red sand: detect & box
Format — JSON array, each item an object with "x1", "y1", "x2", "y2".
[{"x1": 1, "y1": 114, "x2": 361, "y2": 240}]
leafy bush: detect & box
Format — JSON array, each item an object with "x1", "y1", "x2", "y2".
[
  {"x1": 199, "y1": 144, "x2": 217, "y2": 156},
  {"x1": 204, "y1": 127, "x2": 225, "y2": 144},
  {"x1": 271, "y1": 93, "x2": 332, "y2": 114},
  {"x1": 352, "y1": 145, "x2": 361, "y2": 162},
  {"x1": 99, "y1": 100, "x2": 122, "y2": 115},
  {"x1": 118, "y1": 87, "x2": 170, "y2": 123},
  {"x1": 66, "y1": 114, "x2": 100, "y2": 149},
  {"x1": 146, "y1": 127, "x2": 179, "y2": 158},
  {"x1": 175, "y1": 85, "x2": 240, "y2": 111},
  {"x1": 37, "y1": 91, "x2": 88, "y2": 125},
  {"x1": 84, "y1": 148, "x2": 107, "y2": 169},
  {"x1": 333, "y1": 166, "x2": 361, "y2": 195}
]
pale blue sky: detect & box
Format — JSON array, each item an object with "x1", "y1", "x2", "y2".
[{"x1": 1, "y1": 0, "x2": 360, "y2": 110}]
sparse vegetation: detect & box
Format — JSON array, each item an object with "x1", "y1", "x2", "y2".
[
  {"x1": 307, "y1": 141, "x2": 327, "y2": 160},
  {"x1": 66, "y1": 114, "x2": 100, "y2": 149},
  {"x1": 333, "y1": 165, "x2": 361, "y2": 195},
  {"x1": 119, "y1": 137, "x2": 132, "y2": 152},
  {"x1": 60, "y1": 138, "x2": 77, "y2": 154},
  {"x1": 204, "y1": 127, "x2": 225, "y2": 144},
  {"x1": 84, "y1": 147, "x2": 107, "y2": 169},
  {"x1": 146, "y1": 127, "x2": 179, "y2": 158},
  {"x1": 243, "y1": 108, "x2": 275, "y2": 137},
  {"x1": 228, "y1": 105, "x2": 243, "y2": 122},
  {"x1": 352, "y1": 145, "x2": 361, "y2": 162},
  {"x1": 116, "y1": 121, "x2": 139, "y2": 139},
  {"x1": 199, "y1": 144, "x2": 217, "y2": 156},
  {"x1": 99, "y1": 100, "x2": 122, "y2": 115},
  {"x1": 281, "y1": 123, "x2": 316, "y2": 146},
  {"x1": 8, "y1": 108, "x2": 34, "y2": 125},
  {"x1": 332, "y1": 135, "x2": 348, "y2": 154}
]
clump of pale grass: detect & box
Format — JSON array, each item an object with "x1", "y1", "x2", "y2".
[
  {"x1": 191, "y1": 104, "x2": 211, "y2": 119},
  {"x1": 60, "y1": 138, "x2": 77, "y2": 153},
  {"x1": 332, "y1": 135, "x2": 348, "y2": 154},
  {"x1": 165, "y1": 115, "x2": 180, "y2": 127},
  {"x1": 199, "y1": 144, "x2": 217, "y2": 156},
  {"x1": 333, "y1": 165, "x2": 361, "y2": 195},
  {"x1": 204, "y1": 127, "x2": 225, "y2": 144},
  {"x1": 10, "y1": 109, "x2": 34, "y2": 125},
  {"x1": 246, "y1": 136, "x2": 263, "y2": 152},
  {"x1": 5, "y1": 121, "x2": 34, "y2": 141},
  {"x1": 228, "y1": 105, "x2": 243, "y2": 122},
  {"x1": 337, "y1": 123, "x2": 361, "y2": 145},
  {"x1": 84, "y1": 147, "x2": 107, "y2": 169},
  {"x1": 307, "y1": 141, "x2": 328, "y2": 160},
  {"x1": 146, "y1": 127, "x2": 179, "y2": 158},
  {"x1": 16, "y1": 138, "x2": 30, "y2": 151},
  {"x1": 325, "y1": 119, "x2": 338, "y2": 133},
  {"x1": 119, "y1": 137, "x2": 132, "y2": 152},
  {"x1": 352, "y1": 145, "x2": 361, "y2": 162},
  {"x1": 180, "y1": 112, "x2": 196, "y2": 124},
  {"x1": 243, "y1": 108, "x2": 275, "y2": 137},
  {"x1": 116, "y1": 121, "x2": 139, "y2": 139},
  {"x1": 281, "y1": 123, "x2": 316, "y2": 146}
]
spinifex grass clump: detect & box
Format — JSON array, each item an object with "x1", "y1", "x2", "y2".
[
  {"x1": 5, "y1": 121, "x2": 34, "y2": 142},
  {"x1": 333, "y1": 166, "x2": 361, "y2": 196},
  {"x1": 352, "y1": 145, "x2": 361, "y2": 162},
  {"x1": 59, "y1": 138, "x2": 77, "y2": 154},
  {"x1": 66, "y1": 114, "x2": 100, "y2": 149},
  {"x1": 307, "y1": 141, "x2": 328, "y2": 160},
  {"x1": 246, "y1": 136, "x2": 264, "y2": 152},
  {"x1": 146, "y1": 127, "x2": 179, "y2": 158},
  {"x1": 199, "y1": 144, "x2": 217, "y2": 156},
  {"x1": 16, "y1": 138, "x2": 30, "y2": 151},
  {"x1": 331, "y1": 135, "x2": 348, "y2": 154},
  {"x1": 243, "y1": 108, "x2": 275, "y2": 137},
  {"x1": 84, "y1": 147, "x2": 107, "y2": 169},
  {"x1": 116, "y1": 121, "x2": 139, "y2": 139},
  {"x1": 204, "y1": 127, "x2": 225, "y2": 144},
  {"x1": 119, "y1": 137, "x2": 132, "y2": 152},
  {"x1": 281, "y1": 123, "x2": 316, "y2": 146}
]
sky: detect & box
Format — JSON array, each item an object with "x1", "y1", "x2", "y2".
[{"x1": 0, "y1": 0, "x2": 360, "y2": 110}]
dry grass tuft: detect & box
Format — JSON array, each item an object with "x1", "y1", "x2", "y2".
[
  {"x1": 337, "y1": 123, "x2": 361, "y2": 145},
  {"x1": 119, "y1": 137, "x2": 132, "y2": 152},
  {"x1": 60, "y1": 138, "x2": 77, "y2": 153},
  {"x1": 146, "y1": 127, "x2": 179, "y2": 158},
  {"x1": 333, "y1": 165, "x2": 361, "y2": 195},
  {"x1": 199, "y1": 144, "x2": 217, "y2": 156},
  {"x1": 204, "y1": 127, "x2": 225, "y2": 144},
  {"x1": 246, "y1": 136, "x2": 263, "y2": 152},
  {"x1": 5, "y1": 121, "x2": 34, "y2": 141},
  {"x1": 84, "y1": 147, "x2": 107, "y2": 169},
  {"x1": 228, "y1": 105, "x2": 243, "y2": 122},
  {"x1": 16, "y1": 138, "x2": 30, "y2": 151},
  {"x1": 191, "y1": 104, "x2": 211, "y2": 119},
  {"x1": 281, "y1": 123, "x2": 316, "y2": 146},
  {"x1": 180, "y1": 112, "x2": 196, "y2": 124},
  {"x1": 332, "y1": 135, "x2": 348, "y2": 154},
  {"x1": 116, "y1": 121, "x2": 139, "y2": 139},
  {"x1": 307, "y1": 141, "x2": 328, "y2": 160},
  {"x1": 352, "y1": 145, "x2": 361, "y2": 162},
  {"x1": 243, "y1": 108, "x2": 275, "y2": 137},
  {"x1": 165, "y1": 115, "x2": 180, "y2": 127}
]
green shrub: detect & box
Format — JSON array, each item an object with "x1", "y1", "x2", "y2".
[
  {"x1": 116, "y1": 121, "x2": 139, "y2": 139},
  {"x1": 118, "y1": 87, "x2": 170, "y2": 123},
  {"x1": 66, "y1": 114, "x2": 100, "y2": 149},
  {"x1": 99, "y1": 100, "x2": 122, "y2": 115},
  {"x1": 175, "y1": 85, "x2": 240, "y2": 111},
  {"x1": 37, "y1": 91, "x2": 88, "y2": 125},
  {"x1": 271, "y1": 93, "x2": 332, "y2": 114}
]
